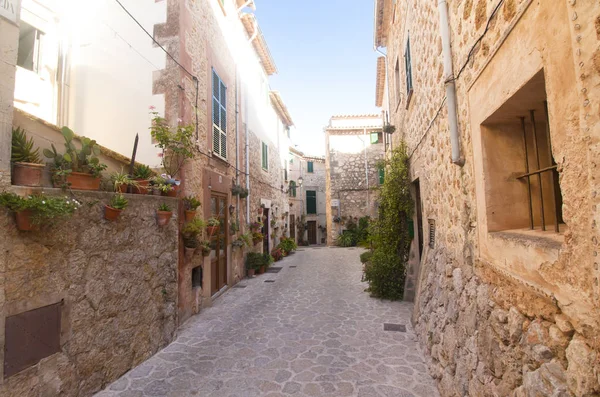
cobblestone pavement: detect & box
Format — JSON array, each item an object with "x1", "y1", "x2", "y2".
[{"x1": 96, "y1": 247, "x2": 439, "y2": 397}]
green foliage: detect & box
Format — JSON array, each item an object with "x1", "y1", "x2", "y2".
[
  {"x1": 263, "y1": 253, "x2": 274, "y2": 266},
  {"x1": 277, "y1": 237, "x2": 297, "y2": 255},
  {"x1": 110, "y1": 168, "x2": 139, "y2": 191},
  {"x1": 0, "y1": 192, "x2": 79, "y2": 225},
  {"x1": 246, "y1": 252, "x2": 264, "y2": 270},
  {"x1": 206, "y1": 217, "x2": 220, "y2": 227},
  {"x1": 150, "y1": 111, "x2": 195, "y2": 178},
  {"x1": 336, "y1": 217, "x2": 371, "y2": 247},
  {"x1": 363, "y1": 142, "x2": 413, "y2": 300},
  {"x1": 12, "y1": 127, "x2": 41, "y2": 164},
  {"x1": 109, "y1": 194, "x2": 128, "y2": 210},
  {"x1": 336, "y1": 232, "x2": 355, "y2": 247},
  {"x1": 182, "y1": 218, "x2": 205, "y2": 237},
  {"x1": 360, "y1": 251, "x2": 373, "y2": 264},
  {"x1": 271, "y1": 247, "x2": 284, "y2": 261},
  {"x1": 158, "y1": 203, "x2": 171, "y2": 212},
  {"x1": 183, "y1": 196, "x2": 201, "y2": 210},
  {"x1": 134, "y1": 164, "x2": 153, "y2": 179},
  {"x1": 239, "y1": 232, "x2": 252, "y2": 247},
  {"x1": 43, "y1": 127, "x2": 107, "y2": 177}
]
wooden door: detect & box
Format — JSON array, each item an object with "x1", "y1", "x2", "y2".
[
  {"x1": 290, "y1": 215, "x2": 296, "y2": 240},
  {"x1": 210, "y1": 193, "x2": 228, "y2": 296},
  {"x1": 307, "y1": 221, "x2": 317, "y2": 245}
]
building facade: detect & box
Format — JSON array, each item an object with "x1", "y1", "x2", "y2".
[
  {"x1": 374, "y1": 0, "x2": 600, "y2": 396},
  {"x1": 325, "y1": 114, "x2": 385, "y2": 245}
]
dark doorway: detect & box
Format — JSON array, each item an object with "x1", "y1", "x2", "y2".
[
  {"x1": 262, "y1": 208, "x2": 270, "y2": 254},
  {"x1": 210, "y1": 193, "x2": 228, "y2": 296},
  {"x1": 192, "y1": 266, "x2": 202, "y2": 289},
  {"x1": 414, "y1": 179, "x2": 424, "y2": 260},
  {"x1": 290, "y1": 215, "x2": 296, "y2": 240},
  {"x1": 307, "y1": 221, "x2": 317, "y2": 245}
]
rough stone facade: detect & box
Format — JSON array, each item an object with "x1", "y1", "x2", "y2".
[
  {"x1": 0, "y1": 189, "x2": 179, "y2": 396},
  {"x1": 0, "y1": 16, "x2": 18, "y2": 189},
  {"x1": 325, "y1": 116, "x2": 385, "y2": 245},
  {"x1": 376, "y1": 0, "x2": 600, "y2": 395}
]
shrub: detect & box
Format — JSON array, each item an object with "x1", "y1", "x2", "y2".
[
  {"x1": 271, "y1": 248, "x2": 284, "y2": 262},
  {"x1": 246, "y1": 253, "x2": 264, "y2": 270},
  {"x1": 360, "y1": 251, "x2": 373, "y2": 264},
  {"x1": 336, "y1": 232, "x2": 355, "y2": 247},
  {"x1": 0, "y1": 192, "x2": 79, "y2": 225},
  {"x1": 278, "y1": 237, "x2": 297, "y2": 254}
]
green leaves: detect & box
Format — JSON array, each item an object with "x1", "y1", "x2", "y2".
[
  {"x1": 11, "y1": 127, "x2": 41, "y2": 164},
  {"x1": 61, "y1": 126, "x2": 75, "y2": 142}
]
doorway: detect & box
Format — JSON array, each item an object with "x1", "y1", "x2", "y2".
[
  {"x1": 307, "y1": 221, "x2": 317, "y2": 245},
  {"x1": 290, "y1": 215, "x2": 296, "y2": 240},
  {"x1": 262, "y1": 208, "x2": 269, "y2": 254},
  {"x1": 210, "y1": 193, "x2": 228, "y2": 296},
  {"x1": 414, "y1": 179, "x2": 424, "y2": 260}
]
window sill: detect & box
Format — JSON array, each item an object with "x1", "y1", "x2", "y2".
[{"x1": 488, "y1": 227, "x2": 565, "y2": 251}]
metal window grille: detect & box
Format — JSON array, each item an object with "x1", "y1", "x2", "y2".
[
  {"x1": 515, "y1": 103, "x2": 562, "y2": 232},
  {"x1": 404, "y1": 36, "x2": 413, "y2": 94},
  {"x1": 428, "y1": 219, "x2": 435, "y2": 249},
  {"x1": 212, "y1": 69, "x2": 227, "y2": 159}
]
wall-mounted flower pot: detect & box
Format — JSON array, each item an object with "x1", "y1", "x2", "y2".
[
  {"x1": 62, "y1": 172, "x2": 101, "y2": 191},
  {"x1": 12, "y1": 162, "x2": 45, "y2": 187},
  {"x1": 206, "y1": 226, "x2": 219, "y2": 236},
  {"x1": 165, "y1": 183, "x2": 179, "y2": 197},
  {"x1": 133, "y1": 179, "x2": 149, "y2": 194},
  {"x1": 201, "y1": 246, "x2": 211, "y2": 256},
  {"x1": 15, "y1": 210, "x2": 37, "y2": 231},
  {"x1": 247, "y1": 268, "x2": 255, "y2": 277},
  {"x1": 185, "y1": 210, "x2": 196, "y2": 222},
  {"x1": 157, "y1": 211, "x2": 172, "y2": 226},
  {"x1": 104, "y1": 205, "x2": 122, "y2": 221},
  {"x1": 253, "y1": 238, "x2": 262, "y2": 245}
]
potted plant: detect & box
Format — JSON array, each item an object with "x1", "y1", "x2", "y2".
[
  {"x1": 0, "y1": 192, "x2": 79, "y2": 231},
  {"x1": 183, "y1": 196, "x2": 201, "y2": 221},
  {"x1": 11, "y1": 127, "x2": 45, "y2": 187},
  {"x1": 261, "y1": 253, "x2": 274, "y2": 273},
  {"x1": 182, "y1": 218, "x2": 204, "y2": 255},
  {"x1": 104, "y1": 194, "x2": 128, "y2": 221},
  {"x1": 199, "y1": 240, "x2": 211, "y2": 256},
  {"x1": 239, "y1": 187, "x2": 249, "y2": 199},
  {"x1": 133, "y1": 164, "x2": 153, "y2": 194},
  {"x1": 270, "y1": 218, "x2": 277, "y2": 228},
  {"x1": 240, "y1": 232, "x2": 252, "y2": 247},
  {"x1": 231, "y1": 184, "x2": 242, "y2": 197},
  {"x1": 250, "y1": 221, "x2": 263, "y2": 232},
  {"x1": 246, "y1": 253, "x2": 263, "y2": 277},
  {"x1": 271, "y1": 247, "x2": 284, "y2": 262},
  {"x1": 44, "y1": 127, "x2": 107, "y2": 190},
  {"x1": 383, "y1": 124, "x2": 396, "y2": 134},
  {"x1": 206, "y1": 217, "x2": 220, "y2": 236},
  {"x1": 149, "y1": 109, "x2": 195, "y2": 192},
  {"x1": 230, "y1": 219, "x2": 240, "y2": 235},
  {"x1": 232, "y1": 239, "x2": 245, "y2": 249},
  {"x1": 111, "y1": 168, "x2": 139, "y2": 193},
  {"x1": 252, "y1": 232, "x2": 264, "y2": 245},
  {"x1": 157, "y1": 203, "x2": 173, "y2": 226}
]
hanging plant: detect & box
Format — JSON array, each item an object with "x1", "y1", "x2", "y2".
[
  {"x1": 239, "y1": 187, "x2": 249, "y2": 199},
  {"x1": 383, "y1": 124, "x2": 396, "y2": 134}
]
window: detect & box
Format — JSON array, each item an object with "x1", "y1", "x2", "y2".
[
  {"x1": 261, "y1": 142, "x2": 268, "y2": 170},
  {"x1": 306, "y1": 190, "x2": 317, "y2": 214},
  {"x1": 370, "y1": 133, "x2": 380, "y2": 144},
  {"x1": 404, "y1": 36, "x2": 413, "y2": 95},
  {"x1": 307, "y1": 161, "x2": 314, "y2": 173},
  {"x1": 17, "y1": 21, "x2": 43, "y2": 73},
  {"x1": 289, "y1": 180, "x2": 297, "y2": 197},
  {"x1": 284, "y1": 160, "x2": 288, "y2": 181},
  {"x1": 394, "y1": 58, "x2": 401, "y2": 105},
  {"x1": 212, "y1": 69, "x2": 227, "y2": 159},
  {"x1": 378, "y1": 166, "x2": 385, "y2": 185}
]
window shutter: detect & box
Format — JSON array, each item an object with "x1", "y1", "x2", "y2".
[
  {"x1": 307, "y1": 162, "x2": 314, "y2": 173},
  {"x1": 262, "y1": 142, "x2": 268, "y2": 170},
  {"x1": 370, "y1": 133, "x2": 379, "y2": 144},
  {"x1": 306, "y1": 191, "x2": 317, "y2": 214},
  {"x1": 212, "y1": 69, "x2": 227, "y2": 159}
]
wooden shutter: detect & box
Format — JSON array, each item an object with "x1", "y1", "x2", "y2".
[
  {"x1": 212, "y1": 69, "x2": 227, "y2": 159},
  {"x1": 306, "y1": 191, "x2": 317, "y2": 214},
  {"x1": 405, "y1": 37, "x2": 413, "y2": 93},
  {"x1": 307, "y1": 161, "x2": 314, "y2": 173},
  {"x1": 262, "y1": 142, "x2": 268, "y2": 169}
]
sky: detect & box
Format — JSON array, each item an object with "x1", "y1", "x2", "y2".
[{"x1": 254, "y1": 0, "x2": 381, "y2": 157}]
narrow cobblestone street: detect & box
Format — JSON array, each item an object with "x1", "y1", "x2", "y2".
[{"x1": 96, "y1": 248, "x2": 438, "y2": 397}]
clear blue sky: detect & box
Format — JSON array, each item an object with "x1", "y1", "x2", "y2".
[{"x1": 255, "y1": 0, "x2": 380, "y2": 156}]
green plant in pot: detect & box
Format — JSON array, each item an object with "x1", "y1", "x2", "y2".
[
  {"x1": 199, "y1": 240, "x2": 211, "y2": 256},
  {"x1": 183, "y1": 196, "x2": 201, "y2": 222},
  {"x1": 240, "y1": 232, "x2": 252, "y2": 247},
  {"x1": 11, "y1": 127, "x2": 45, "y2": 187},
  {"x1": 43, "y1": 126, "x2": 107, "y2": 190},
  {"x1": 239, "y1": 187, "x2": 249, "y2": 199},
  {"x1": 182, "y1": 219, "x2": 205, "y2": 260},
  {"x1": 110, "y1": 168, "x2": 139, "y2": 193},
  {"x1": 0, "y1": 192, "x2": 79, "y2": 231},
  {"x1": 252, "y1": 231, "x2": 264, "y2": 245},
  {"x1": 133, "y1": 164, "x2": 153, "y2": 194},
  {"x1": 246, "y1": 252, "x2": 264, "y2": 277},
  {"x1": 157, "y1": 203, "x2": 172, "y2": 226},
  {"x1": 105, "y1": 194, "x2": 128, "y2": 221},
  {"x1": 206, "y1": 217, "x2": 220, "y2": 236}
]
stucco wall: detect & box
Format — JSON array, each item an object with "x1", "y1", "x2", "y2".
[
  {"x1": 0, "y1": 189, "x2": 178, "y2": 396},
  {"x1": 383, "y1": 0, "x2": 600, "y2": 395}
]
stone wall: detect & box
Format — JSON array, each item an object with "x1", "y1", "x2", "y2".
[
  {"x1": 383, "y1": 0, "x2": 600, "y2": 395},
  {"x1": 0, "y1": 189, "x2": 179, "y2": 396},
  {"x1": 0, "y1": 16, "x2": 19, "y2": 189}
]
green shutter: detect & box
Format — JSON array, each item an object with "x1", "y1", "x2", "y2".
[
  {"x1": 306, "y1": 191, "x2": 317, "y2": 214},
  {"x1": 262, "y1": 142, "x2": 268, "y2": 170},
  {"x1": 370, "y1": 133, "x2": 379, "y2": 144},
  {"x1": 379, "y1": 167, "x2": 385, "y2": 184},
  {"x1": 289, "y1": 181, "x2": 296, "y2": 197},
  {"x1": 307, "y1": 161, "x2": 314, "y2": 173}
]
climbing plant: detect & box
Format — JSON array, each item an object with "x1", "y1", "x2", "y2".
[{"x1": 363, "y1": 142, "x2": 413, "y2": 300}]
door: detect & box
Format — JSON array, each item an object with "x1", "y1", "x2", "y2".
[
  {"x1": 415, "y1": 180, "x2": 424, "y2": 260},
  {"x1": 290, "y1": 215, "x2": 296, "y2": 240},
  {"x1": 307, "y1": 221, "x2": 317, "y2": 245},
  {"x1": 210, "y1": 193, "x2": 228, "y2": 296},
  {"x1": 262, "y1": 208, "x2": 269, "y2": 254}
]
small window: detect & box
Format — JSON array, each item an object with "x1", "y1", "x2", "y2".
[
  {"x1": 289, "y1": 180, "x2": 297, "y2": 197},
  {"x1": 284, "y1": 160, "x2": 288, "y2": 181},
  {"x1": 378, "y1": 167, "x2": 385, "y2": 185},
  {"x1": 306, "y1": 190, "x2": 317, "y2": 214},
  {"x1": 307, "y1": 161, "x2": 314, "y2": 173},
  {"x1": 405, "y1": 37, "x2": 414, "y2": 95},
  {"x1": 212, "y1": 69, "x2": 227, "y2": 159},
  {"x1": 261, "y1": 142, "x2": 268, "y2": 170},
  {"x1": 17, "y1": 21, "x2": 44, "y2": 73},
  {"x1": 370, "y1": 133, "x2": 380, "y2": 144},
  {"x1": 394, "y1": 58, "x2": 401, "y2": 105}
]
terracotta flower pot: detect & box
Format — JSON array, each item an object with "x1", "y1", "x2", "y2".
[
  {"x1": 60, "y1": 172, "x2": 101, "y2": 191},
  {"x1": 133, "y1": 179, "x2": 149, "y2": 195},
  {"x1": 15, "y1": 210, "x2": 38, "y2": 231},
  {"x1": 247, "y1": 268, "x2": 255, "y2": 277},
  {"x1": 166, "y1": 183, "x2": 179, "y2": 197},
  {"x1": 104, "y1": 205, "x2": 122, "y2": 221},
  {"x1": 258, "y1": 266, "x2": 266, "y2": 274},
  {"x1": 185, "y1": 246, "x2": 196, "y2": 260},
  {"x1": 157, "y1": 210, "x2": 172, "y2": 226},
  {"x1": 201, "y1": 247, "x2": 211, "y2": 256},
  {"x1": 117, "y1": 185, "x2": 128, "y2": 194},
  {"x1": 206, "y1": 226, "x2": 219, "y2": 236},
  {"x1": 185, "y1": 210, "x2": 196, "y2": 222},
  {"x1": 12, "y1": 162, "x2": 45, "y2": 187}
]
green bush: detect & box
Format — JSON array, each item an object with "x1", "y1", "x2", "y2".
[
  {"x1": 278, "y1": 237, "x2": 297, "y2": 254},
  {"x1": 362, "y1": 143, "x2": 413, "y2": 300},
  {"x1": 336, "y1": 232, "x2": 355, "y2": 247},
  {"x1": 246, "y1": 253, "x2": 264, "y2": 270},
  {"x1": 360, "y1": 251, "x2": 373, "y2": 264}
]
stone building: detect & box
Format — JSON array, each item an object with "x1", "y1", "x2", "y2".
[
  {"x1": 288, "y1": 147, "x2": 327, "y2": 245},
  {"x1": 325, "y1": 114, "x2": 385, "y2": 245},
  {"x1": 374, "y1": 0, "x2": 600, "y2": 395}
]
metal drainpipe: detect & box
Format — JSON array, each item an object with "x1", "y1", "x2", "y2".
[{"x1": 438, "y1": 0, "x2": 464, "y2": 166}]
